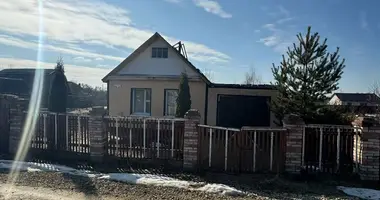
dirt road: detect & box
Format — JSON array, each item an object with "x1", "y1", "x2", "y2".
[{"x1": 0, "y1": 184, "x2": 120, "y2": 200}]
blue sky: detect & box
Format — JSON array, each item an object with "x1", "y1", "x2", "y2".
[{"x1": 0, "y1": 0, "x2": 379, "y2": 92}]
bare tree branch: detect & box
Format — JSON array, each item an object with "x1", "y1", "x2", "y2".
[
  {"x1": 244, "y1": 67, "x2": 262, "y2": 84},
  {"x1": 203, "y1": 68, "x2": 214, "y2": 82},
  {"x1": 369, "y1": 80, "x2": 380, "y2": 96}
]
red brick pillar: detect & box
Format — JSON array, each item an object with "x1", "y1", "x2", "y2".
[
  {"x1": 183, "y1": 109, "x2": 201, "y2": 171},
  {"x1": 283, "y1": 114, "x2": 305, "y2": 174},
  {"x1": 358, "y1": 127, "x2": 380, "y2": 181},
  {"x1": 9, "y1": 97, "x2": 28, "y2": 156},
  {"x1": 89, "y1": 116, "x2": 106, "y2": 163}
]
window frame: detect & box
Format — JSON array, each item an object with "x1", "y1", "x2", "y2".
[
  {"x1": 162, "y1": 48, "x2": 168, "y2": 58},
  {"x1": 152, "y1": 47, "x2": 168, "y2": 59},
  {"x1": 131, "y1": 88, "x2": 152, "y2": 116},
  {"x1": 164, "y1": 89, "x2": 179, "y2": 116}
]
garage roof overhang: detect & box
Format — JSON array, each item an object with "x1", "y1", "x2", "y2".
[{"x1": 209, "y1": 83, "x2": 276, "y2": 90}]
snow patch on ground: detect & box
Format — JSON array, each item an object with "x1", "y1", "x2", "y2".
[
  {"x1": 195, "y1": 183, "x2": 244, "y2": 196},
  {"x1": 99, "y1": 173, "x2": 243, "y2": 196},
  {"x1": 0, "y1": 160, "x2": 97, "y2": 177},
  {"x1": 0, "y1": 160, "x2": 244, "y2": 196},
  {"x1": 338, "y1": 186, "x2": 380, "y2": 200}
]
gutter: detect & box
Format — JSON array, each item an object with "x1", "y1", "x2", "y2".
[
  {"x1": 204, "y1": 84, "x2": 209, "y2": 124},
  {"x1": 107, "y1": 81, "x2": 110, "y2": 114}
]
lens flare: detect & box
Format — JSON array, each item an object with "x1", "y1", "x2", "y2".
[{"x1": 5, "y1": 0, "x2": 45, "y2": 196}]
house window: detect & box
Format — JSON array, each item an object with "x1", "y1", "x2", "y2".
[
  {"x1": 131, "y1": 88, "x2": 151, "y2": 115},
  {"x1": 164, "y1": 89, "x2": 178, "y2": 116},
  {"x1": 152, "y1": 47, "x2": 168, "y2": 58}
]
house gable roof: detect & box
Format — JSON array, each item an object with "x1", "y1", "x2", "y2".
[
  {"x1": 102, "y1": 32, "x2": 211, "y2": 84},
  {"x1": 332, "y1": 93, "x2": 380, "y2": 104}
]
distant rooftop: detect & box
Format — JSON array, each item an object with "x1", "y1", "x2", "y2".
[
  {"x1": 333, "y1": 93, "x2": 380, "y2": 103},
  {"x1": 0, "y1": 68, "x2": 54, "y2": 74}
]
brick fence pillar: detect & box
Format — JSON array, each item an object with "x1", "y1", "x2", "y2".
[
  {"x1": 89, "y1": 116, "x2": 106, "y2": 163},
  {"x1": 283, "y1": 114, "x2": 305, "y2": 174},
  {"x1": 9, "y1": 98, "x2": 27, "y2": 156},
  {"x1": 358, "y1": 127, "x2": 380, "y2": 181},
  {"x1": 183, "y1": 109, "x2": 201, "y2": 171}
]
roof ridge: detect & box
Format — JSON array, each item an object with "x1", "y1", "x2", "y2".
[{"x1": 102, "y1": 32, "x2": 211, "y2": 84}]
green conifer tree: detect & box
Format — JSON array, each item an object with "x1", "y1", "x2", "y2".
[
  {"x1": 48, "y1": 57, "x2": 68, "y2": 113},
  {"x1": 176, "y1": 72, "x2": 191, "y2": 117},
  {"x1": 271, "y1": 26, "x2": 345, "y2": 123}
]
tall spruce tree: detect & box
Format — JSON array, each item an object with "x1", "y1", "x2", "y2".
[
  {"x1": 271, "y1": 26, "x2": 345, "y2": 123},
  {"x1": 48, "y1": 57, "x2": 68, "y2": 113},
  {"x1": 176, "y1": 72, "x2": 191, "y2": 117}
]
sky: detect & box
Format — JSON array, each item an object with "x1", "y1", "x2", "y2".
[{"x1": 0, "y1": 0, "x2": 379, "y2": 92}]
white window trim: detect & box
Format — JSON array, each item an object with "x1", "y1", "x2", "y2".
[
  {"x1": 164, "y1": 89, "x2": 178, "y2": 116},
  {"x1": 152, "y1": 47, "x2": 168, "y2": 58},
  {"x1": 132, "y1": 88, "x2": 151, "y2": 116}
]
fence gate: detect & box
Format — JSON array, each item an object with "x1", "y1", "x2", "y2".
[
  {"x1": 0, "y1": 98, "x2": 10, "y2": 154},
  {"x1": 198, "y1": 125, "x2": 287, "y2": 173}
]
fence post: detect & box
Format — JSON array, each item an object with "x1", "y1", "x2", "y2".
[
  {"x1": 352, "y1": 118, "x2": 380, "y2": 181},
  {"x1": 283, "y1": 114, "x2": 305, "y2": 174},
  {"x1": 183, "y1": 109, "x2": 201, "y2": 171},
  {"x1": 358, "y1": 127, "x2": 379, "y2": 181},
  {"x1": 89, "y1": 116, "x2": 105, "y2": 163}
]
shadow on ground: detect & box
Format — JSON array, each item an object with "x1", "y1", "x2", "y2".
[
  {"x1": 20, "y1": 157, "x2": 101, "y2": 199},
  {"x1": 2, "y1": 154, "x2": 378, "y2": 199}
]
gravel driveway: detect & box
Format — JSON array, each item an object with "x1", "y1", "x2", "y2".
[{"x1": 0, "y1": 172, "x2": 354, "y2": 200}]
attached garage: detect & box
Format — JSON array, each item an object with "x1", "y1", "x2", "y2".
[
  {"x1": 216, "y1": 94, "x2": 271, "y2": 128},
  {"x1": 206, "y1": 84, "x2": 278, "y2": 128}
]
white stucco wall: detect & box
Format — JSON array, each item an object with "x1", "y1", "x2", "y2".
[
  {"x1": 117, "y1": 39, "x2": 199, "y2": 77},
  {"x1": 328, "y1": 95, "x2": 341, "y2": 105}
]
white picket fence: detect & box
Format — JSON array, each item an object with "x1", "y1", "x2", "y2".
[
  {"x1": 301, "y1": 124, "x2": 362, "y2": 173},
  {"x1": 104, "y1": 116, "x2": 186, "y2": 160}
]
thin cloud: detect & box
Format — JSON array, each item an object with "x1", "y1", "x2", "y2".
[
  {"x1": 278, "y1": 5, "x2": 290, "y2": 18},
  {"x1": 258, "y1": 36, "x2": 279, "y2": 47},
  {"x1": 262, "y1": 24, "x2": 276, "y2": 30},
  {"x1": 0, "y1": 0, "x2": 230, "y2": 64},
  {"x1": 193, "y1": 0, "x2": 232, "y2": 18},
  {"x1": 258, "y1": 23, "x2": 295, "y2": 54},
  {"x1": 268, "y1": 5, "x2": 294, "y2": 25},
  {"x1": 360, "y1": 11, "x2": 368, "y2": 30},
  {"x1": 0, "y1": 35, "x2": 124, "y2": 62},
  {"x1": 258, "y1": 6, "x2": 297, "y2": 54},
  {"x1": 277, "y1": 17, "x2": 294, "y2": 24},
  {"x1": 164, "y1": 0, "x2": 182, "y2": 3},
  {"x1": 73, "y1": 56, "x2": 92, "y2": 62}
]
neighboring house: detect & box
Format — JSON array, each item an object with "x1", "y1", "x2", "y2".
[
  {"x1": 0, "y1": 68, "x2": 77, "y2": 109},
  {"x1": 102, "y1": 32, "x2": 277, "y2": 128},
  {"x1": 0, "y1": 68, "x2": 53, "y2": 106},
  {"x1": 328, "y1": 93, "x2": 380, "y2": 106},
  {"x1": 0, "y1": 77, "x2": 29, "y2": 96}
]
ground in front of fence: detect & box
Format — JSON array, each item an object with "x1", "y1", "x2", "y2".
[
  {"x1": 0, "y1": 172, "x2": 359, "y2": 200},
  {"x1": 0, "y1": 161, "x2": 365, "y2": 199}
]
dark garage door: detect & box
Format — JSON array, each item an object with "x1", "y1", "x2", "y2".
[{"x1": 216, "y1": 95, "x2": 271, "y2": 128}]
